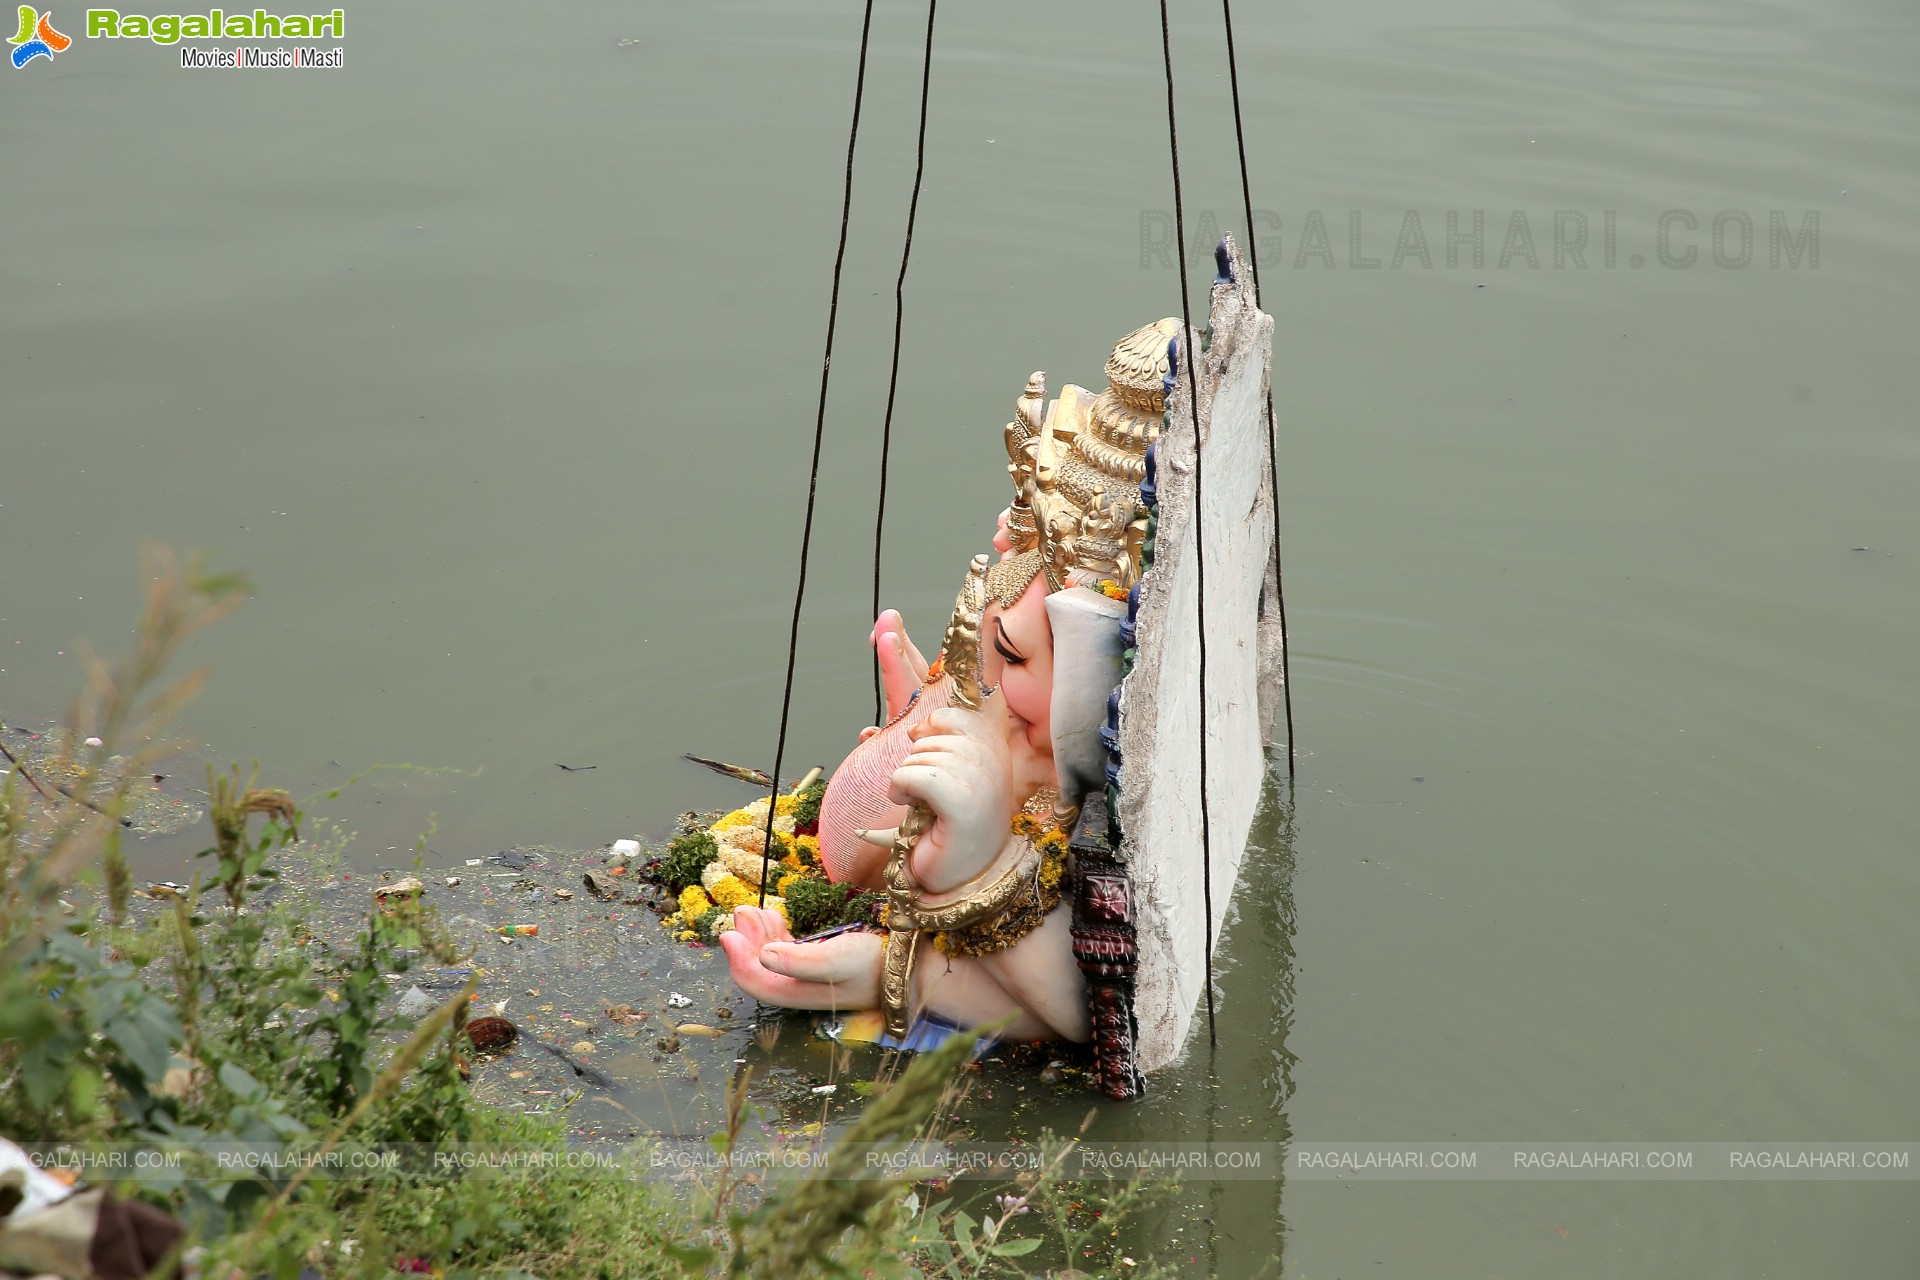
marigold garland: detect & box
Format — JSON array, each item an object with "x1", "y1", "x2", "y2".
[
  {"x1": 650, "y1": 779, "x2": 841, "y2": 945},
  {"x1": 930, "y1": 810, "x2": 1074, "y2": 958}
]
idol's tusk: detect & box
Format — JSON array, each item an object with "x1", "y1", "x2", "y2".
[{"x1": 854, "y1": 826, "x2": 900, "y2": 849}]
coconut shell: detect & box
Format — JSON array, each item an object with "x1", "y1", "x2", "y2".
[{"x1": 465, "y1": 1016, "x2": 518, "y2": 1051}]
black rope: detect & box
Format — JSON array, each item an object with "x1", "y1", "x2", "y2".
[
  {"x1": 761, "y1": 0, "x2": 878, "y2": 906},
  {"x1": 1221, "y1": 0, "x2": 1297, "y2": 782},
  {"x1": 1157, "y1": 0, "x2": 1218, "y2": 1050},
  {"x1": 872, "y1": 0, "x2": 939, "y2": 727}
]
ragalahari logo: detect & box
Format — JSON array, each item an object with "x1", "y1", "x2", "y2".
[{"x1": 9, "y1": 6, "x2": 71, "y2": 66}]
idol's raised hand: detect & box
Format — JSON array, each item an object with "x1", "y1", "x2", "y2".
[{"x1": 884, "y1": 698, "x2": 1019, "y2": 894}]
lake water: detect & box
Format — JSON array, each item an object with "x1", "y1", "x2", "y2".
[{"x1": 4, "y1": 0, "x2": 1917, "y2": 1274}]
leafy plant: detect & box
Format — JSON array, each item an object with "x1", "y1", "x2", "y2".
[
  {"x1": 781, "y1": 876, "x2": 883, "y2": 937},
  {"x1": 655, "y1": 831, "x2": 718, "y2": 894},
  {"x1": 789, "y1": 778, "x2": 825, "y2": 836}
]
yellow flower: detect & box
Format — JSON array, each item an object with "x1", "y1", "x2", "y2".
[
  {"x1": 776, "y1": 873, "x2": 799, "y2": 896},
  {"x1": 678, "y1": 885, "x2": 713, "y2": 917},
  {"x1": 1011, "y1": 813, "x2": 1046, "y2": 840},
  {"x1": 675, "y1": 929, "x2": 698, "y2": 942},
  {"x1": 1039, "y1": 855, "x2": 1066, "y2": 891},
  {"x1": 712, "y1": 794, "x2": 799, "y2": 835},
  {"x1": 711, "y1": 807, "x2": 756, "y2": 833},
  {"x1": 1096, "y1": 578, "x2": 1130, "y2": 601},
  {"x1": 708, "y1": 874, "x2": 757, "y2": 912}
]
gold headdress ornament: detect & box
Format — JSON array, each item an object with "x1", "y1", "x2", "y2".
[{"x1": 986, "y1": 317, "x2": 1181, "y2": 608}]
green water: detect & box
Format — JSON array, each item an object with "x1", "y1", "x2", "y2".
[{"x1": 4, "y1": 1, "x2": 1918, "y2": 1274}]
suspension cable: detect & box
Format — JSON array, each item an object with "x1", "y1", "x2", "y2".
[
  {"x1": 1157, "y1": 0, "x2": 1218, "y2": 1049},
  {"x1": 1221, "y1": 0, "x2": 1297, "y2": 781},
  {"x1": 760, "y1": 0, "x2": 879, "y2": 905},
  {"x1": 872, "y1": 0, "x2": 940, "y2": 726}
]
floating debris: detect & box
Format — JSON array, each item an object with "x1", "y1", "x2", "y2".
[
  {"x1": 682, "y1": 754, "x2": 774, "y2": 787},
  {"x1": 373, "y1": 877, "x2": 424, "y2": 900},
  {"x1": 533, "y1": 1039, "x2": 612, "y2": 1084},
  {"x1": 675, "y1": 1024, "x2": 723, "y2": 1038},
  {"x1": 466, "y1": 1017, "x2": 517, "y2": 1051},
  {"x1": 411, "y1": 968, "x2": 475, "y2": 990},
  {"x1": 666, "y1": 992, "x2": 692, "y2": 1009}
]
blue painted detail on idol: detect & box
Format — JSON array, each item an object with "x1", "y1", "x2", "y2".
[{"x1": 1214, "y1": 239, "x2": 1233, "y2": 284}]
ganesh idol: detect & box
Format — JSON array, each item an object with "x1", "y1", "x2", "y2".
[{"x1": 722, "y1": 239, "x2": 1284, "y2": 1095}]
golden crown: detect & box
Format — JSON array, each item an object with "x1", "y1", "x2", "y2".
[{"x1": 984, "y1": 317, "x2": 1180, "y2": 608}]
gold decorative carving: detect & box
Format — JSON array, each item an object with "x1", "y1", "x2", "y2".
[{"x1": 984, "y1": 318, "x2": 1180, "y2": 609}]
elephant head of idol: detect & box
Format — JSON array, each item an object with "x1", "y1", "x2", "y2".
[{"x1": 815, "y1": 320, "x2": 1180, "y2": 887}]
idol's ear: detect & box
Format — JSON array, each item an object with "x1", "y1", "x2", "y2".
[{"x1": 1044, "y1": 587, "x2": 1128, "y2": 813}]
